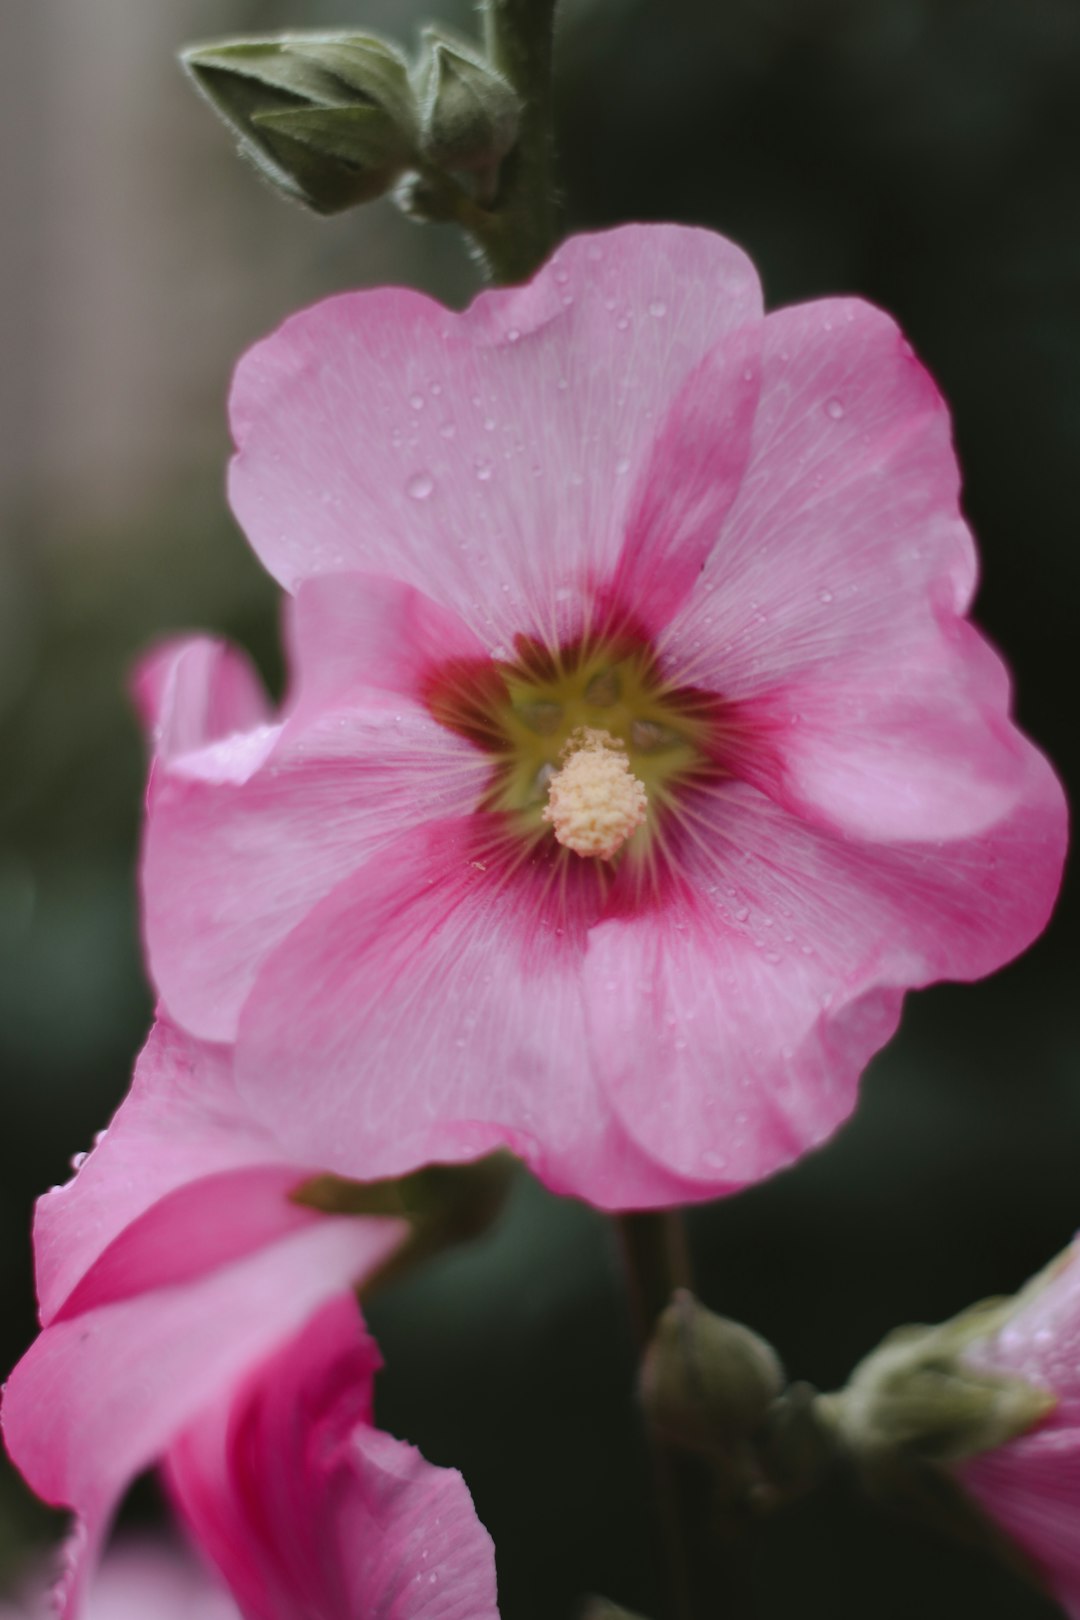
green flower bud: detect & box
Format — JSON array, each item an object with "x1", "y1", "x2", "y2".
[
  {"x1": 181, "y1": 32, "x2": 418, "y2": 214},
  {"x1": 640, "y1": 1289, "x2": 785, "y2": 1457},
  {"x1": 822, "y1": 1302, "x2": 1056, "y2": 1472},
  {"x1": 415, "y1": 28, "x2": 522, "y2": 176}
]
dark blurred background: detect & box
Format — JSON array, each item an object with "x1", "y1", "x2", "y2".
[{"x1": 1, "y1": 0, "x2": 1077, "y2": 1615}]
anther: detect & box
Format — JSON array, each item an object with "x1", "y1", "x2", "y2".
[{"x1": 543, "y1": 728, "x2": 648, "y2": 860}]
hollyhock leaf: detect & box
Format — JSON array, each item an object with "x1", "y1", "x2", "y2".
[
  {"x1": 166, "y1": 1297, "x2": 499, "y2": 1620},
  {"x1": 227, "y1": 224, "x2": 762, "y2": 645},
  {"x1": 2, "y1": 1221, "x2": 402, "y2": 1620}
]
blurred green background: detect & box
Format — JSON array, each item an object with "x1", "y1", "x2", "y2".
[{"x1": 1, "y1": 1, "x2": 1077, "y2": 1615}]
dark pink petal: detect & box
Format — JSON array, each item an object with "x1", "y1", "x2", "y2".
[
  {"x1": 584, "y1": 771, "x2": 1064, "y2": 1192},
  {"x1": 166, "y1": 1298, "x2": 499, "y2": 1620},
  {"x1": 2, "y1": 1223, "x2": 401, "y2": 1620},
  {"x1": 34, "y1": 1021, "x2": 301, "y2": 1326},
  {"x1": 228, "y1": 226, "x2": 762, "y2": 645},
  {"x1": 144, "y1": 698, "x2": 486, "y2": 1042},
  {"x1": 234, "y1": 819, "x2": 650, "y2": 1203},
  {"x1": 608, "y1": 325, "x2": 761, "y2": 634}
]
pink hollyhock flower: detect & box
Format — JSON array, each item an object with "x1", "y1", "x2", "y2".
[
  {"x1": 166, "y1": 1294, "x2": 499, "y2": 1620},
  {"x1": 0, "y1": 1539, "x2": 239, "y2": 1620},
  {"x1": 956, "y1": 1241, "x2": 1080, "y2": 1614},
  {"x1": 140, "y1": 224, "x2": 1066, "y2": 1209},
  {"x1": 1, "y1": 1018, "x2": 406, "y2": 1618}
]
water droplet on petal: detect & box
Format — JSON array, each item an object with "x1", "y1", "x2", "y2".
[
  {"x1": 819, "y1": 589, "x2": 834, "y2": 603},
  {"x1": 825, "y1": 397, "x2": 845, "y2": 419},
  {"x1": 648, "y1": 299, "x2": 667, "y2": 318},
  {"x1": 475, "y1": 457, "x2": 494, "y2": 481},
  {"x1": 407, "y1": 472, "x2": 435, "y2": 501},
  {"x1": 409, "y1": 392, "x2": 425, "y2": 411},
  {"x1": 70, "y1": 1151, "x2": 87, "y2": 1171}
]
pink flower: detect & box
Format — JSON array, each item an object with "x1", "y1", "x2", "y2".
[
  {"x1": 1, "y1": 1018, "x2": 406, "y2": 1617},
  {"x1": 0, "y1": 1538, "x2": 239, "y2": 1620},
  {"x1": 140, "y1": 224, "x2": 1066, "y2": 1209},
  {"x1": 166, "y1": 1295, "x2": 499, "y2": 1620},
  {"x1": 957, "y1": 1242, "x2": 1080, "y2": 1614}
]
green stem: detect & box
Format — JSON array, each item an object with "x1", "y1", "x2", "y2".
[
  {"x1": 474, "y1": 0, "x2": 560, "y2": 282},
  {"x1": 617, "y1": 1213, "x2": 698, "y2": 1620}
]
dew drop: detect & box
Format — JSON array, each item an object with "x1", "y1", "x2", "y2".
[
  {"x1": 506, "y1": 327, "x2": 521, "y2": 343},
  {"x1": 648, "y1": 299, "x2": 667, "y2": 318},
  {"x1": 70, "y1": 1151, "x2": 87, "y2": 1171},
  {"x1": 825, "y1": 397, "x2": 844, "y2": 419},
  {"x1": 615, "y1": 456, "x2": 631, "y2": 476},
  {"x1": 408, "y1": 392, "x2": 424, "y2": 411},
  {"x1": 475, "y1": 457, "x2": 494, "y2": 481},
  {"x1": 407, "y1": 472, "x2": 434, "y2": 501},
  {"x1": 819, "y1": 589, "x2": 834, "y2": 603}
]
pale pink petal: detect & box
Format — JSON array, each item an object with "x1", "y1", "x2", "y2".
[
  {"x1": 1, "y1": 1222, "x2": 403, "y2": 1620},
  {"x1": 228, "y1": 225, "x2": 762, "y2": 646},
  {"x1": 144, "y1": 698, "x2": 486, "y2": 1042},
  {"x1": 234, "y1": 819, "x2": 650, "y2": 1203},
  {"x1": 659, "y1": 300, "x2": 1058, "y2": 845},
  {"x1": 608, "y1": 325, "x2": 761, "y2": 634},
  {"x1": 132, "y1": 638, "x2": 271, "y2": 762},
  {"x1": 166, "y1": 1298, "x2": 499, "y2": 1620},
  {"x1": 585, "y1": 773, "x2": 1064, "y2": 1191},
  {"x1": 35, "y1": 1021, "x2": 300, "y2": 1325}
]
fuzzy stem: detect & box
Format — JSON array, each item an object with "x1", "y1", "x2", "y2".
[{"x1": 472, "y1": 0, "x2": 560, "y2": 282}]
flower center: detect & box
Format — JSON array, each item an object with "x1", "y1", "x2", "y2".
[
  {"x1": 424, "y1": 629, "x2": 734, "y2": 869},
  {"x1": 542, "y1": 728, "x2": 648, "y2": 860}
]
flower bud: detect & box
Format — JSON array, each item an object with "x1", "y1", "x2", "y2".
[
  {"x1": 823, "y1": 1305, "x2": 1055, "y2": 1472},
  {"x1": 181, "y1": 33, "x2": 418, "y2": 214},
  {"x1": 415, "y1": 28, "x2": 522, "y2": 176},
  {"x1": 640, "y1": 1289, "x2": 785, "y2": 1456}
]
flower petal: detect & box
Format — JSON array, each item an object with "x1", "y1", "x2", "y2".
[
  {"x1": 608, "y1": 324, "x2": 761, "y2": 634},
  {"x1": 659, "y1": 300, "x2": 1064, "y2": 846},
  {"x1": 234, "y1": 818, "x2": 644, "y2": 1202},
  {"x1": 166, "y1": 1297, "x2": 499, "y2": 1620},
  {"x1": 132, "y1": 637, "x2": 271, "y2": 762},
  {"x1": 1, "y1": 1222, "x2": 402, "y2": 1620},
  {"x1": 35, "y1": 1021, "x2": 298, "y2": 1326},
  {"x1": 586, "y1": 773, "x2": 1063, "y2": 1192},
  {"x1": 228, "y1": 225, "x2": 762, "y2": 646},
  {"x1": 143, "y1": 696, "x2": 485, "y2": 1042}
]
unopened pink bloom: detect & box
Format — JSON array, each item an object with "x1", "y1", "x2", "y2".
[
  {"x1": 167, "y1": 1295, "x2": 499, "y2": 1620},
  {"x1": 1, "y1": 1019, "x2": 406, "y2": 1618},
  {"x1": 958, "y1": 1241, "x2": 1080, "y2": 1614},
  {"x1": 140, "y1": 224, "x2": 1066, "y2": 1209}
]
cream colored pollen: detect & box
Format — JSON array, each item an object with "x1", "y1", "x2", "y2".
[{"x1": 542, "y1": 728, "x2": 648, "y2": 860}]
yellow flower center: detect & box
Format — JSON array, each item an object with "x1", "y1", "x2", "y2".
[{"x1": 543, "y1": 728, "x2": 648, "y2": 860}]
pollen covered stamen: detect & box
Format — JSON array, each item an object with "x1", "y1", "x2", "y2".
[{"x1": 543, "y1": 728, "x2": 648, "y2": 860}]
